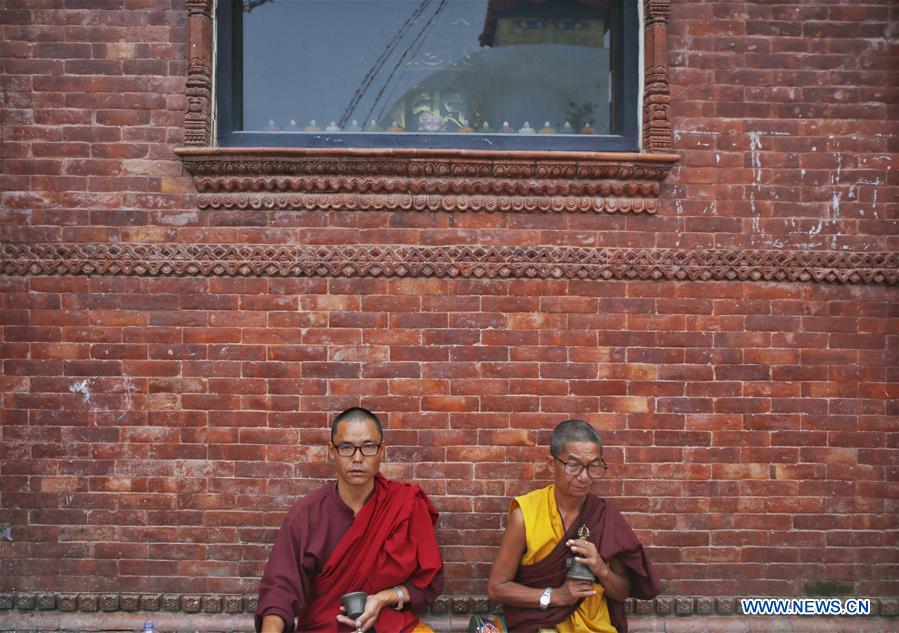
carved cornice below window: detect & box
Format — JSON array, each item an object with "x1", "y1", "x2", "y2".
[
  {"x1": 174, "y1": 148, "x2": 680, "y2": 214},
  {"x1": 194, "y1": 194, "x2": 658, "y2": 214},
  {"x1": 3, "y1": 244, "x2": 895, "y2": 285}
]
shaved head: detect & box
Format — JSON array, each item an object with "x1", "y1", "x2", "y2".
[
  {"x1": 330, "y1": 407, "x2": 383, "y2": 442},
  {"x1": 550, "y1": 419, "x2": 603, "y2": 458}
]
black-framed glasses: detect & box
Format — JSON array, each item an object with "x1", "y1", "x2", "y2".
[
  {"x1": 332, "y1": 442, "x2": 381, "y2": 458},
  {"x1": 553, "y1": 456, "x2": 608, "y2": 479}
]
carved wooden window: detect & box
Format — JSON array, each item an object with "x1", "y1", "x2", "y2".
[
  {"x1": 177, "y1": 0, "x2": 677, "y2": 214},
  {"x1": 216, "y1": 0, "x2": 640, "y2": 152}
]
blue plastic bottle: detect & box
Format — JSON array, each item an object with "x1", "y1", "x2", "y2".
[{"x1": 143, "y1": 621, "x2": 156, "y2": 633}]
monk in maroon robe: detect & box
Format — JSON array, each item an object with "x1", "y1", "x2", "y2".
[
  {"x1": 488, "y1": 419, "x2": 659, "y2": 633},
  {"x1": 255, "y1": 408, "x2": 444, "y2": 633}
]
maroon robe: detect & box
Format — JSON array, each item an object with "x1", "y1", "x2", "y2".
[
  {"x1": 255, "y1": 474, "x2": 444, "y2": 632},
  {"x1": 503, "y1": 494, "x2": 660, "y2": 633}
]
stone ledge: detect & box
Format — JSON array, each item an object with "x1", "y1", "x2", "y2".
[
  {"x1": 1, "y1": 612, "x2": 897, "y2": 633},
  {"x1": 1, "y1": 593, "x2": 895, "y2": 618}
]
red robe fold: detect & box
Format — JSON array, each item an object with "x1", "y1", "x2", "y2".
[{"x1": 503, "y1": 494, "x2": 660, "y2": 633}]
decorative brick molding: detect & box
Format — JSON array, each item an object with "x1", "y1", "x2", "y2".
[
  {"x1": 177, "y1": 2, "x2": 679, "y2": 210},
  {"x1": 1, "y1": 243, "x2": 896, "y2": 285},
  {"x1": 643, "y1": 0, "x2": 673, "y2": 151},
  {"x1": 175, "y1": 148, "x2": 678, "y2": 214},
  {"x1": 1, "y1": 593, "x2": 895, "y2": 617},
  {"x1": 183, "y1": 0, "x2": 213, "y2": 147}
]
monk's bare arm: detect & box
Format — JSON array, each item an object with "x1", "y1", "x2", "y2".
[
  {"x1": 595, "y1": 556, "x2": 631, "y2": 602},
  {"x1": 487, "y1": 507, "x2": 593, "y2": 608},
  {"x1": 371, "y1": 583, "x2": 411, "y2": 610},
  {"x1": 259, "y1": 614, "x2": 285, "y2": 633}
]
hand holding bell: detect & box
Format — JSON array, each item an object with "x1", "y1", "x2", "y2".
[{"x1": 565, "y1": 524, "x2": 597, "y2": 582}]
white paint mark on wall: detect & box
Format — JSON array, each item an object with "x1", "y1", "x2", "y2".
[
  {"x1": 746, "y1": 132, "x2": 765, "y2": 232},
  {"x1": 748, "y1": 131, "x2": 763, "y2": 183},
  {"x1": 69, "y1": 379, "x2": 92, "y2": 405},
  {"x1": 117, "y1": 376, "x2": 138, "y2": 421},
  {"x1": 831, "y1": 191, "x2": 842, "y2": 218},
  {"x1": 69, "y1": 376, "x2": 137, "y2": 417},
  {"x1": 831, "y1": 151, "x2": 842, "y2": 219},
  {"x1": 159, "y1": 211, "x2": 198, "y2": 227},
  {"x1": 809, "y1": 219, "x2": 824, "y2": 236}
]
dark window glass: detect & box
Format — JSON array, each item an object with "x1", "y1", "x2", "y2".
[{"x1": 217, "y1": 0, "x2": 638, "y2": 150}]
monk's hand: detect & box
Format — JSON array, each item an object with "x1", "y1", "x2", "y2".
[
  {"x1": 336, "y1": 593, "x2": 384, "y2": 632},
  {"x1": 556, "y1": 578, "x2": 596, "y2": 606},
  {"x1": 566, "y1": 538, "x2": 610, "y2": 580}
]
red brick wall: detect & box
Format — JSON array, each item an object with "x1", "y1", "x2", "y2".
[{"x1": 1, "y1": 0, "x2": 897, "y2": 609}]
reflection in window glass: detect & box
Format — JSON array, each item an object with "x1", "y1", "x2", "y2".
[{"x1": 241, "y1": 0, "x2": 619, "y2": 136}]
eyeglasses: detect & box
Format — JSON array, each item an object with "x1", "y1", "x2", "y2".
[
  {"x1": 332, "y1": 442, "x2": 381, "y2": 458},
  {"x1": 553, "y1": 456, "x2": 608, "y2": 479}
]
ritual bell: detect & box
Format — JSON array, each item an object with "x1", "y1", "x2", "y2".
[{"x1": 565, "y1": 524, "x2": 596, "y2": 582}]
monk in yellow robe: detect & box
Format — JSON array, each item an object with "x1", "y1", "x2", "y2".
[{"x1": 488, "y1": 419, "x2": 660, "y2": 633}]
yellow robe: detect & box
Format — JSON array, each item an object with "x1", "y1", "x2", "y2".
[{"x1": 513, "y1": 484, "x2": 617, "y2": 633}]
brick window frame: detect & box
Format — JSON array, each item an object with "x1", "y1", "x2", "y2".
[{"x1": 175, "y1": 0, "x2": 678, "y2": 214}]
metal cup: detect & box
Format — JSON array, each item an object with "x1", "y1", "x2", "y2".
[{"x1": 340, "y1": 591, "x2": 367, "y2": 620}]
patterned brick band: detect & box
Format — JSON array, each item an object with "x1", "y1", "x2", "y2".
[
  {"x1": 1, "y1": 244, "x2": 895, "y2": 285},
  {"x1": 1, "y1": 593, "x2": 896, "y2": 617}
]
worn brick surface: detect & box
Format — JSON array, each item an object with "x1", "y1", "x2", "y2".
[{"x1": 0, "y1": 0, "x2": 897, "y2": 610}]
